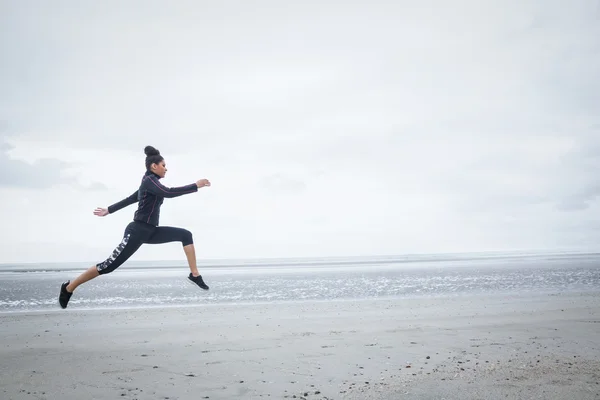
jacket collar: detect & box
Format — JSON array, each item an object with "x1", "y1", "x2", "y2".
[{"x1": 145, "y1": 170, "x2": 161, "y2": 179}]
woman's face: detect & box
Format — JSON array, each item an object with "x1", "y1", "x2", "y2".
[{"x1": 151, "y1": 160, "x2": 167, "y2": 178}]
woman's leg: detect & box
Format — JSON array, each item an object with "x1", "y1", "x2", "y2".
[
  {"x1": 66, "y1": 266, "x2": 100, "y2": 293},
  {"x1": 146, "y1": 226, "x2": 197, "y2": 274},
  {"x1": 66, "y1": 234, "x2": 142, "y2": 293},
  {"x1": 146, "y1": 226, "x2": 209, "y2": 290},
  {"x1": 59, "y1": 225, "x2": 145, "y2": 308},
  {"x1": 183, "y1": 244, "x2": 199, "y2": 277}
]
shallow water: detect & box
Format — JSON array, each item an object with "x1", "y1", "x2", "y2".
[{"x1": 1, "y1": 252, "x2": 599, "y2": 312}]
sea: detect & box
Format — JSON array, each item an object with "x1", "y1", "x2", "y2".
[{"x1": 1, "y1": 251, "x2": 600, "y2": 313}]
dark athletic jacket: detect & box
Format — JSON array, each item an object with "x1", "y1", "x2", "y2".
[{"x1": 107, "y1": 171, "x2": 198, "y2": 226}]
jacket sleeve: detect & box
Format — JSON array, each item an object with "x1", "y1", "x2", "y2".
[
  {"x1": 143, "y1": 175, "x2": 198, "y2": 198},
  {"x1": 108, "y1": 191, "x2": 139, "y2": 214}
]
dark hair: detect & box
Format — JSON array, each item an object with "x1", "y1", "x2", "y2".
[{"x1": 144, "y1": 145, "x2": 164, "y2": 171}]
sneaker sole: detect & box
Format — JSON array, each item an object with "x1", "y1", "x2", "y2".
[{"x1": 186, "y1": 277, "x2": 209, "y2": 290}]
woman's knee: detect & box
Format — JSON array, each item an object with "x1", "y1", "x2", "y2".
[
  {"x1": 96, "y1": 260, "x2": 121, "y2": 275},
  {"x1": 96, "y1": 233, "x2": 138, "y2": 275},
  {"x1": 181, "y1": 229, "x2": 193, "y2": 246}
]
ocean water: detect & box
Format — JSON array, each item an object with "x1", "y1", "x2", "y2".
[{"x1": 1, "y1": 251, "x2": 600, "y2": 313}]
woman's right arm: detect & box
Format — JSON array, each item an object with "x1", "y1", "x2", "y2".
[{"x1": 143, "y1": 175, "x2": 210, "y2": 198}]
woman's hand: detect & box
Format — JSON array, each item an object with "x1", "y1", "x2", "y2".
[
  {"x1": 93, "y1": 207, "x2": 109, "y2": 217},
  {"x1": 196, "y1": 179, "x2": 211, "y2": 188}
]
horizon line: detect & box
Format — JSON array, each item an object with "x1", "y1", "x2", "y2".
[{"x1": 2, "y1": 247, "x2": 599, "y2": 266}]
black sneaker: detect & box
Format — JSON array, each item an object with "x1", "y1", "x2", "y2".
[
  {"x1": 59, "y1": 281, "x2": 73, "y2": 309},
  {"x1": 188, "y1": 273, "x2": 209, "y2": 290}
]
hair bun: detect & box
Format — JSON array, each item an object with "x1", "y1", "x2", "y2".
[{"x1": 144, "y1": 145, "x2": 160, "y2": 157}]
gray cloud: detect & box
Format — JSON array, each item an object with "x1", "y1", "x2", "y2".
[
  {"x1": 443, "y1": 133, "x2": 600, "y2": 214},
  {"x1": 554, "y1": 134, "x2": 600, "y2": 212},
  {"x1": 259, "y1": 174, "x2": 307, "y2": 194},
  {"x1": 4, "y1": 157, "x2": 70, "y2": 189},
  {"x1": 557, "y1": 197, "x2": 593, "y2": 212},
  {"x1": 2, "y1": 132, "x2": 107, "y2": 190}
]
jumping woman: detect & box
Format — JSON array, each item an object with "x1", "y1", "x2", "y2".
[{"x1": 59, "y1": 145, "x2": 210, "y2": 309}]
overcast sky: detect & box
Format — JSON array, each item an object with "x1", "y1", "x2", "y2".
[{"x1": 1, "y1": 0, "x2": 599, "y2": 264}]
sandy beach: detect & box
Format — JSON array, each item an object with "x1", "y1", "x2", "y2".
[{"x1": 1, "y1": 291, "x2": 599, "y2": 400}]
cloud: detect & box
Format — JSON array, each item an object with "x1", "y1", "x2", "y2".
[
  {"x1": 1, "y1": 132, "x2": 107, "y2": 190},
  {"x1": 259, "y1": 174, "x2": 307, "y2": 194},
  {"x1": 557, "y1": 198, "x2": 594, "y2": 212},
  {"x1": 3, "y1": 157, "x2": 70, "y2": 189},
  {"x1": 553, "y1": 132, "x2": 600, "y2": 212}
]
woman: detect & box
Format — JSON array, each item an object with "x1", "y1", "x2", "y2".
[{"x1": 59, "y1": 145, "x2": 211, "y2": 309}]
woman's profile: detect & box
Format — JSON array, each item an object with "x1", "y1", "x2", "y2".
[{"x1": 59, "y1": 145, "x2": 210, "y2": 309}]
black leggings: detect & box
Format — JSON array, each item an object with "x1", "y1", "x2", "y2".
[{"x1": 96, "y1": 221, "x2": 193, "y2": 275}]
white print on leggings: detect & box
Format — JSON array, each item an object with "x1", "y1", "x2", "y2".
[{"x1": 97, "y1": 233, "x2": 131, "y2": 272}]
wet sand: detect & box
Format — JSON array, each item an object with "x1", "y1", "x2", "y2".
[{"x1": 1, "y1": 291, "x2": 599, "y2": 399}]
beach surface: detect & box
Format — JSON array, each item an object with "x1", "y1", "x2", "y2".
[{"x1": 1, "y1": 291, "x2": 599, "y2": 400}]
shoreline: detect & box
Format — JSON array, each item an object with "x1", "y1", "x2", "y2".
[
  {"x1": 2, "y1": 248, "x2": 599, "y2": 273},
  {"x1": 1, "y1": 288, "x2": 596, "y2": 316}
]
